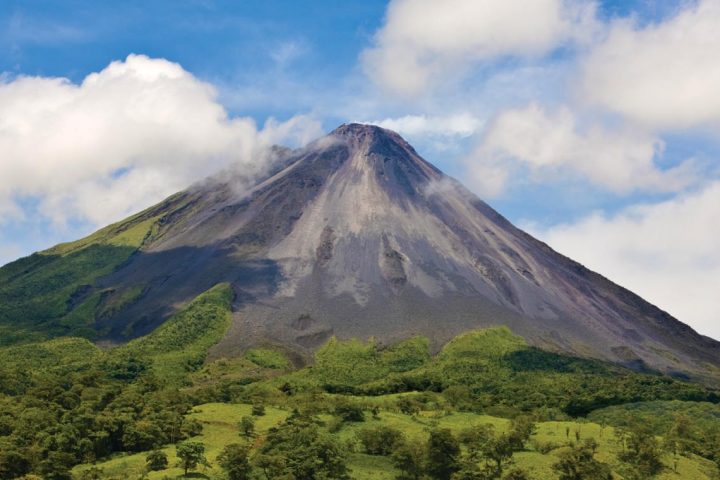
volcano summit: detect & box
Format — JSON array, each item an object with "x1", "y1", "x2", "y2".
[{"x1": 1, "y1": 123, "x2": 717, "y2": 380}]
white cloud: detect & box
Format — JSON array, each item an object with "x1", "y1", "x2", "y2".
[
  {"x1": 370, "y1": 113, "x2": 482, "y2": 138},
  {"x1": 531, "y1": 181, "x2": 720, "y2": 339},
  {"x1": 581, "y1": 0, "x2": 720, "y2": 130},
  {"x1": 0, "y1": 54, "x2": 322, "y2": 228},
  {"x1": 362, "y1": 0, "x2": 597, "y2": 96},
  {"x1": 468, "y1": 103, "x2": 697, "y2": 196}
]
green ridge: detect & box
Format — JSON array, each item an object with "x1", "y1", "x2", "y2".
[
  {"x1": 112, "y1": 283, "x2": 234, "y2": 385},
  {"x1": 0, "y1": 192, "x2": 195, "y2": 346}
]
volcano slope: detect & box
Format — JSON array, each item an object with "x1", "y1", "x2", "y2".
[{"x1": 1, "y1": 123, "x2": 717, "y2": 380}]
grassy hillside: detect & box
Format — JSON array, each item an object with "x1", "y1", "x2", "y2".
[
  {"x1": 0, "y1": 193, "x2": 195, "y2": 346},
  {"x1": 113, "y1": 283, "x2": 234, "y2": 385},
  {"x1": 260, "y1": 328, "x2": 716, "y2": 418},
  {"x1": 0, "y1": 336, "x2": 103, "y2": 396}
]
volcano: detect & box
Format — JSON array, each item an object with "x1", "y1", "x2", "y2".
[{"x1": 2, "y1": 123, "x2": 718, "y2": 379}]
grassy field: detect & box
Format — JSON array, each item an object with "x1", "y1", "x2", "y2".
[{"x1": 73, "y1": 399, "x2": 718, "y2": 480}]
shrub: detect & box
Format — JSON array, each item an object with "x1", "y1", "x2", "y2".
[
  {"x1": 530, "y1": 439, "x2": 563, "y2": 454},
  {"x1": 554, "y1": 440, "x2": 612, "y2": 480},
  {"x1": 145, "y1": 450, "x2": 168, "y2": 471},
  {"x1": 239, "y1": 416, "x2": 255, "y2": 438},
  {"x1": 335, "y1": 401, "x2": 364, "y2": 422},
  {"x1": 357, "y1": 425, "x2": 405, "y2": 455},
  {"x1": 397, "y1": 397, "x2": 421, "y2": 416},
  {"x1": 426, "y1": 428, "x2": 461, "y2": 480},
  {"x1": 218, "y1": 443, "x2": 252, "y2": 480}
]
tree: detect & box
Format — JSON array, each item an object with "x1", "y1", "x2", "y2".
[
  {"x1": 554, "y1": 440, "x2": 612, "y2": 480},
  {"x1": 146, "y1": 450, "x2": 168, "y2": 471},
  {"x1": 664, "y1": 414, "x2": 697, "y2": 462},
  {"x1": 239, "y1": 416, "x2": 255, "y2": 439},
  {"x1": 457, "y1": 425, "x2": 517, "y2": 480},
  {"x1": 335, "y1": 400, "x2": 365, "y2": 422},
  {"x1": 176, "y1": 441, "x2": 208, "y2": 476},
  {"x1": 181, "y1": 418, "x2": 204, "y2": 438},
  {"x1": 252, "y1": 404, "x2": 266, "y2": 416},
  {"x1": 397, "y1": 397, "x2": 421, "y2": 416},
  {"x1": 427, "y1": 428, "x2": 461, "y2": 480},
  {"x1": 38, "y1": 451, "x2": 75, "y2": 480},
  {"x1": 0, "y1": 449, "x2": 30, "y2": 479},
  {"x1": 481, "y1": 434, "x2": 514, "y2": 479},
  {"x1": 452, "y1": 455, "x2": 489, "y2": 480},
  {"x1": 254, "y1": 453, "x2": 286, "y2": 480},
  {"x1": 459, "y1": 424, "x2": 495, "y2": 461},
  {"x1": 254, "y1": 416, "x2": 349, "y2": 479},
  {"x1": 122, "y1": 420, "x2": 164, "y2": 452},
  {"x1": 443, "y1": 386, "x2": 474, "y2": 410},
  {"x1": 392, "y1": 439, "x2": 426, "y2": 480},
  {"x1": 508, "y1": 416, "x2": 536, "y2": 451},
  {"x1": 357, "y1": 425, "x2": 405, "y2": 455},
  {"x1": 503, "y1": 468, "x2": 530, "y2": 480},
  {"x1": 78, "y1": 467, "x2": 104, "y2": 480},
  {"x1": 218, "y1": 443, "x2": 253, "y2": 480},
  {"x1": 618, "y1": 425, "x2": 664, "y2": 479}
]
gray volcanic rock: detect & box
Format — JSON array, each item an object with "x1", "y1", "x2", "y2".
[{"x1": 96, "y1": 123, "x2": 719, "y2": 379}]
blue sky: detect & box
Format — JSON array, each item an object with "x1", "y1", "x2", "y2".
[{"x1": 1, "y1": 0, "x2": 719, "y2": 338}]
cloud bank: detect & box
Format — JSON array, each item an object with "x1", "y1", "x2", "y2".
[
  {"x1": 470, "y1": 103, "x2": 697, "y2": 196},
  {"x1": 581, "y1": 0, "x2": 720, "y2": 130},
  {"x1": 0, "y1": 54, "x2": 321, "y2": 228},
  {"x1": 362, "y1": 0, "x2": 596, "y2": 97},
  {"x1": 531, "y1": 181, "x2": 720, "y2": 339}
]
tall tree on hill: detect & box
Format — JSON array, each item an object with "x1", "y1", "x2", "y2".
[
  {"x1": 508, "y1": 416, "x2": 536, "y2": 450},
  {"x1": 618, "y1": 424, "x2": 664, "y2": 479},
  {"x1": 427, "y1": 428, "x2": 461, "y2": 480},
  {"x1": 254, "y1": 415, "x2": 349, "y2": 480},
  {"x1": 218, "y1": 443, "x2": 253, "y2": 480},
  {"x1": 482, "y1": 434, "x2": 515, "y2": 479},
  {"x1": 392, "y1": 439, "x2": 427, "y2": 480},
  {"x1": 554, "y1": 439, "x2": 612, "y2": 480},
  {"x1": 239, "y1": 416, "x2": 255, "y2": 439},
  {"x1": 176, "y1": 441, "x2": 208, "y2": 476}
]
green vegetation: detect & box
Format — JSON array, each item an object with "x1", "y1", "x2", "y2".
[
  {"x1": 553, "y1": 440, "x2": 611, "y2": 480},
  {"x1": 176, "y1": 441, "x2": 209, "y2": 476},
  {"x1": 2, "y1": 321, "x2": 720, "y2": 479},
  {"x1": 70, "y1": 400, "x2": 720, "y2": 479},
  {"x1": 114, "y1": 283, "x2": 233, "y2": 385},
  {"x1": 281, "y1": 328, "x2": 716, "y2": 420},
  {"x1": 218, "y1": 443, "x2": 252, "y2": 480},
  {"x1": 0, "y1": 283, "x2": 233, "y2": 479},
  {"x1": 145, "y1": 450, "x2": 168, "y2": 471},
  {"x1": 244, "y1": 348, "x2": 290, "y2": 369},
  {"x1": 426, "y1": 428, "x2": 460, "y2": 480},
  {"x1": 254, "y1": 413, "x2": 351, "y2": 479},
  {"x1": 357, "y1": 425, "x2": 404, "y2": 455},
  {"x1": 0, "y1": 193, "x2": 194, "y2": 345},
  {"x1": 0, "y1": 245, "x2": 137, "y2": 343}
]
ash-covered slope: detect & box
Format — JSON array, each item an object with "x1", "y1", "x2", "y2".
[{"x1": 6, "y1": 123, "x2": 719, "y2": 379}]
